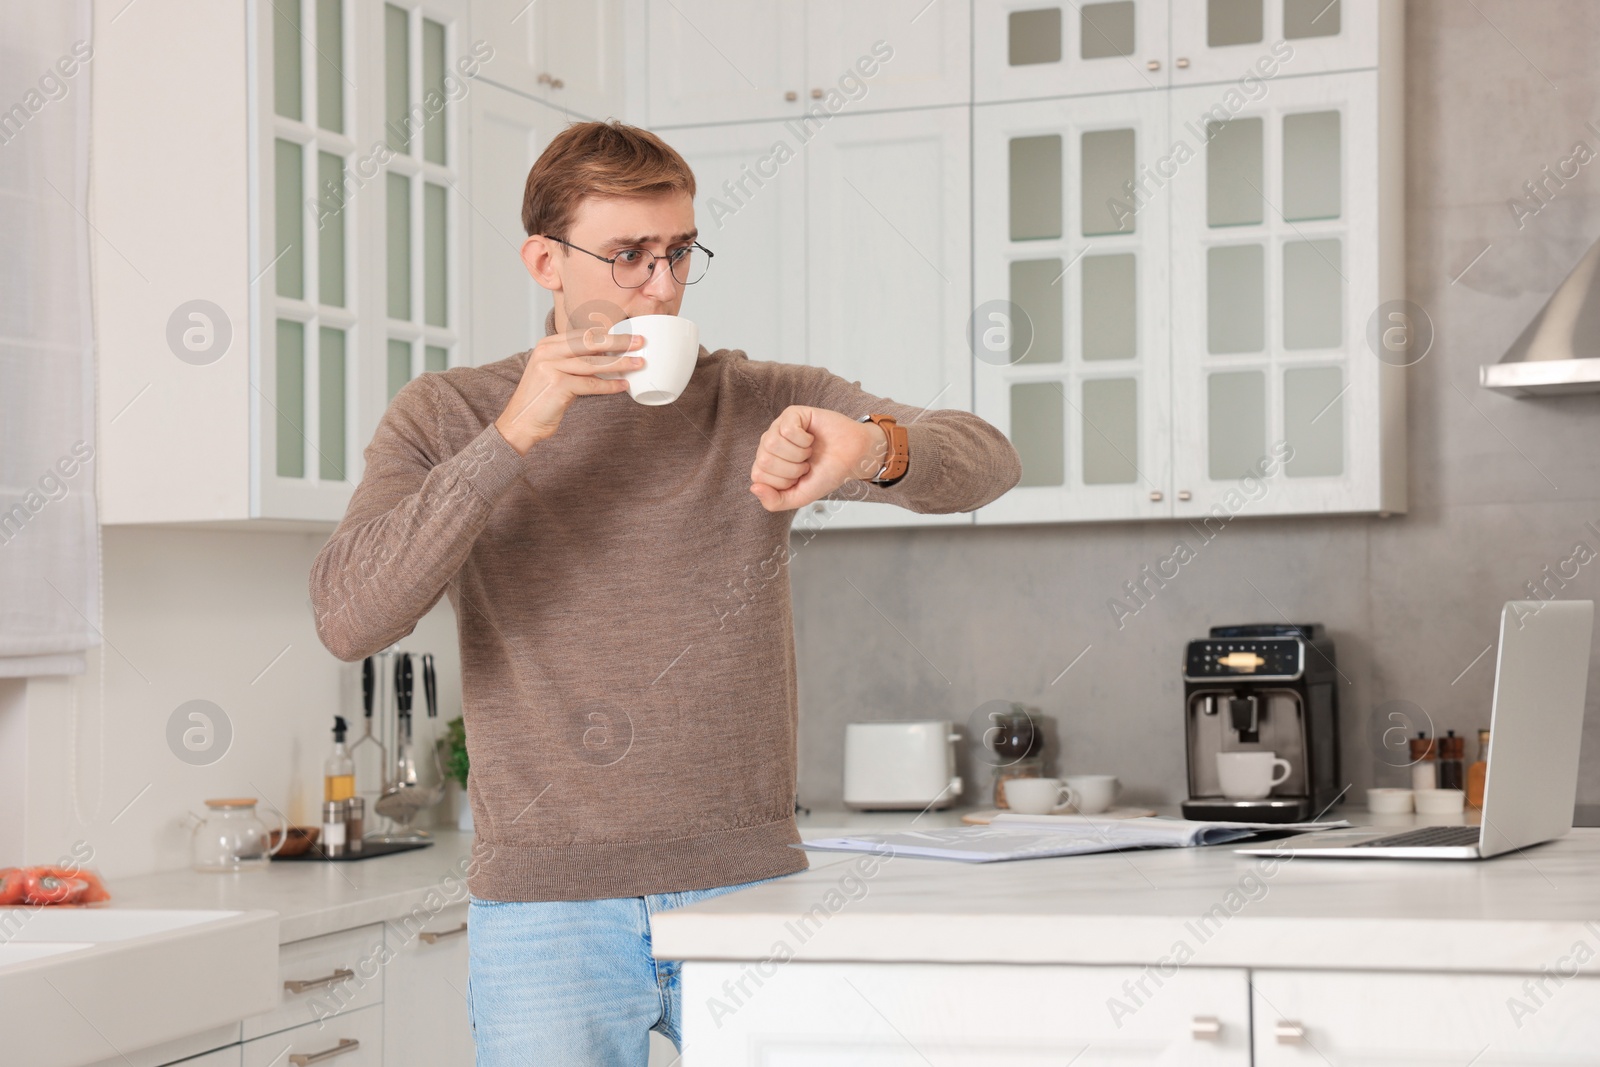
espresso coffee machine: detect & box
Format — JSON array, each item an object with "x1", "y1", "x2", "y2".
[{"x1": 1181, "y1": 623, "x2": 1341, "y2": 822}]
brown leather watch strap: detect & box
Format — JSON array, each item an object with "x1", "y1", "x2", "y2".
[{"x1": 860, "y1": 413, "x2": 910, "y2": 485}]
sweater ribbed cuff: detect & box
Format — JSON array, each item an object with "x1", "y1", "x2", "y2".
[{"x1": 457, "y1": 422, "x2": 527, "y2": 504}]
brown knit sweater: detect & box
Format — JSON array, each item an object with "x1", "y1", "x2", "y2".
[{"x1": 309, "y1": 308, "x2": 1021, "y2": 900}]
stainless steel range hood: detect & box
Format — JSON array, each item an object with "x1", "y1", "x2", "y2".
[{"x1": 1481, "y1": 234, "x2": 1600, "y2": 396}]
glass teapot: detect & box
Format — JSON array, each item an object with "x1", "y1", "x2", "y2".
[{"x1": 189, "y1": 797, "x2": 287, "y2": 873}]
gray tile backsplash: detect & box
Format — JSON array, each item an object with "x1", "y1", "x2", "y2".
[{"x1": 790, "y1": 1, "x2": 1600, "y2": 811}]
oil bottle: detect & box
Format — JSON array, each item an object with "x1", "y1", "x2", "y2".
[{"x1": 325, "y1": 715, "x2": 355, "y2": 803}]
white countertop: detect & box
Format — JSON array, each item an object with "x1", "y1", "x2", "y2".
[
  {"x1": 653, "y1": 810, "x2": 1600, "y2": 975},
  {"x1": 87, "y1": 810, "x2": 955, "y2": 944},
  {"x1": 102, "y1": 832, "x2": 482, "y2": 943}
]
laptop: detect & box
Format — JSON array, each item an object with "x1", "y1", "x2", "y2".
[{"x1": 1237, "y1": 599, "x2": 1594, "y2": 860}]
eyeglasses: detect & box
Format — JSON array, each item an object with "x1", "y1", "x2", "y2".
[{"x1": 542, "y1": 235, "x2": 714, "y2": 288}]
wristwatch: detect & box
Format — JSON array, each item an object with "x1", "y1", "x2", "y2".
[{"x1": 856, "y1": 413, "x2": 910, "y2": 486}]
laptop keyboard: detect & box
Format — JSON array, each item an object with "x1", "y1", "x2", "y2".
[{"x1": 1351, "y1": 825, "x2": 1481, "y2": 849}]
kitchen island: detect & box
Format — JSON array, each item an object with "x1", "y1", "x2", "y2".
[{"x1": 653, "y1": 811, "x2": 1600, "y2": 1064}]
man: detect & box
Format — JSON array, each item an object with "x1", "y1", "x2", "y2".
[{"x1": 309, "y1": 119, "x2": 1020, "y2": 1064}]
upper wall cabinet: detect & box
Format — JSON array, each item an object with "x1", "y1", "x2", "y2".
[
  {"x1": 646, "y1": 0, "x2": 971, "y2": 127},
  {"x1": 975, "y1": 0, "x2": 1171, "y2": 100},
  {"x1": 470, "y1": 0, "x2": 624, "y2": 121},
  {"x1": 975, "y1": 0, "x2": 1381, "y2": 103}
]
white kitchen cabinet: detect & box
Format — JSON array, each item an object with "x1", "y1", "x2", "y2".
[
  {"x1": 803, "y1": 106, "x2": 974, "y2": 530},
  {"x1": 682, "y1": 961, "x2": 1253, "y2": 1064},
  {"x1": 972, "y1": 90, "x2": 1173, "y2": 523},
  {"x1": 646, "y1": 0, "x2": 969, "y2": 127},
  {"x1": 1251, "y1": 969, "x2": 1600, "y2": 1064},
  {"x1": 1168, "y1": 0, "x2": 1382, "y2": 88},
  {"x1": 664, "y1": 121, "x2": 809, "y2": 365},
  {"x1": 470, "y1": 0, "x2": 624, "y2": 121},
  {"x1": 466, "y1": 81, "x2": 555, "y2": 367},
  {"x1": 173, "y1": 1049, "x2": 242, "y2": 1067},
  {"x1": 382, "y1": 904, "x2": 474, "y2": 1066},
  {"x1": 94, "y1": 0, "x2": 480, "y2": 525},
  {"x1": 645, "y1": 0, "x2": 807, "y2": 126},
  {"x1": 242, "y1": 1002, "x2": 383, "y2": 1067},
  {"x1": 975, "y1": 0, "x2": 1172, "y2": 102},
  {"x1": 244, "y1": 923, "x2": 386, "y2": 1040},
  {"x1": 1167, "y1": 69, "x2": 1403, "y2": 519}
]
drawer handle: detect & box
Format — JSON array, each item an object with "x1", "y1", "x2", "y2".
[
  {"x1": 1191, "y1": 1014, "x2": 1222, "y2": 1040},
  {"x1": 289, "y1": 1037, "x2": 360, "y2": 1065},
  {"x1": 284, "y1": 967, "x2": 355, "y2": 994},
  {"x1": 419, "y1": 922, "x2": 468, "y2": 943},
  {"x1": 1275, "y1": 1020, "x2": 1307, "y2": 1044}
]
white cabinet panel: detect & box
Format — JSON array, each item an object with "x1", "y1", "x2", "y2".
[
  {"x1": 243, "y1": 923, "x2": 385, "y2": 1041},
  {"x1": 804, "y1": 106, "x2": 974, "y2": 529},
  {"x1": 973, "y1": 91, "x2": 1172, "y2": 524},
  {"x1": 242, "y1": 1002, "x2": 382, "y2": 1067},
  {"x1": 683, "y1": 961, "x2": 1252, "y2": 1064},
  {"x1": 807, "y1": 0, "x2": 971, "y2": 112},
  {"x1": 646, "y1": 0, "x2": 807, "y2": 126},
  {"x1": 975, "y1": 0, "x2": 1171, "y2": 102},
  {"x1": 1168, "y1": 70, "x2": 1396, "y2": 519},
  {"x1": 467, "y1": 81, "x2": 554, "y2": 366},
  {"x1": 383, "y1": 903, "x2": 474, "y2": 1066},
  {"x1": 1252, "y1": 969, "x2": 1600, "y2": 1064},
  {"x1": 471, "y1": 0, "x2": 624, "y2": 121},
  {"x1": 667, "y1": 121, "x2": 808, "y2": 365},
  {"x1": 1169, "y1": 0, "x2": 1383, "y2": 88}
]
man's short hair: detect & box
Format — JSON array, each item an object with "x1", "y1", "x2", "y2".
[{"x1": 521, "y1": 120, "x2": 696, "y2": 240}]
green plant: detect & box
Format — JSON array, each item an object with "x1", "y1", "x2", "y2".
[{"x1": 441, "y1": 715, "x2": 469, "y2": 788}]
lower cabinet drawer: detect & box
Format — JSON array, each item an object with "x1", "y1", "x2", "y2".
[
  {"x1": 242, "y1": 1001, "x2": 382, "y2": 1067},
  {"x1": 1253, "y1": 969, "x2": 1600, "y2": 1064},
  {"x1": 683, "y1": 961, "x2": 1252, "y2": 1064},
  {"x1": 243, "y1": 924, "x2": 385, "y2": 1041},
  {"x1": 165, "y1": 1048, "x2": 241, "y2": 1067}
]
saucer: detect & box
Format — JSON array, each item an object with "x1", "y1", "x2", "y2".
[{"x1": 961, "y1": 806, "x2": 1158, "y2": 825}]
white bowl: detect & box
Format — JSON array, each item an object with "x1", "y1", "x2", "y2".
[
  {"x1": 1414, "y1": 788, "x2": 1465, "y2": 815},
  {"x1": 1367, "y1": 787, "x2": 1414, "y2": 814}
]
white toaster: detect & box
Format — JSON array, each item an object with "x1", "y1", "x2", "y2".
[{"x1": 842, "y1": 720, "x2": 963, "y2": 810}]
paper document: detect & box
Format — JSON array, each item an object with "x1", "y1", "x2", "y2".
[{"x1": 792, "y1": 813, "x2": 1351, "y2": 863}]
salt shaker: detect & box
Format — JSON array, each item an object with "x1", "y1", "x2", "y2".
[
  {"x1": 344, "y1": 796, "x2": 365, "y2": 853},
  {"x1": 322, "y1": 799, "x2": 348, "y2": 858}
]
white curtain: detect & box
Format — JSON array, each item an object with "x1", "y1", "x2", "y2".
[{"x1": 0, "y1": 0, "x2": 101, "y2": 677}]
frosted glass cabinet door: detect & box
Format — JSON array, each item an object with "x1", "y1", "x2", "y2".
[
  {"x1": 975, "y1": 0, "x2": 1171, "y2": 101},
  {"x1": 972, "y1": 91, "x2": 1172, "y2": 525},
  {"x1": 804, "y1": 106, "x2": 973, "y2": 530},
  {"x1": 667, "y1": 121, "x2": 807, "y2": 366},
  {"x1": 1168, "y1": 0, "x2": 1382, "y2": 87},
  {"x1": 1167, "y1": 71, "x2": 1381, "y2": 519},
  {"x1": 807, "y1": 0, "x2": 970, "y2": 112},
  {"x1": 646, "y1": 0, "x2": 806, "y2": 125}
]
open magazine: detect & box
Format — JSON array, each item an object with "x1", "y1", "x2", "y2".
[{"x1": 791, "y1": 812, "x2": 1350, "y2": 863}]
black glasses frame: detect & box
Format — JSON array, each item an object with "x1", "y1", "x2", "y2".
[{"x1": 541, "y1": 235, "x2": 714, "y2": 288}]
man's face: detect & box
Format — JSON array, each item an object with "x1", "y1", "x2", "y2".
[{"x1": 522, "y1": 191, "x2": 697, "y2": 332}]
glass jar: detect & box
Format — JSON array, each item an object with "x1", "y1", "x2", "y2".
[{"x1": 190, "y1": 798, "x2": 287, "y2": 873}]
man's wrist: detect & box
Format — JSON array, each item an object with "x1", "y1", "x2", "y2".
[{"x1": 857, "y1": 419, "x2": 891, "y2": 481}]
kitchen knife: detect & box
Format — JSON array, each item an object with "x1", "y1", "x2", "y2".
[{"x1": 422, "y1": 653, "x2": 437, "y2": 719}]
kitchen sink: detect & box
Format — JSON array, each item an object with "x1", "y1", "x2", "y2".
[{"x1": 1, "y1": 906, "x2": 279, "y2": 1067}]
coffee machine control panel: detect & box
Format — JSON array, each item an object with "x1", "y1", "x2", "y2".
[{"x1": 1184, "y1": 637, "x2": 1304, "y2": 681}]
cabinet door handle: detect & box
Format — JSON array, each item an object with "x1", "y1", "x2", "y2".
[
  {"x1": 1275, "y1": 1020, "x2": 1307, "y2": 1044},
  {"x1": 1178, "y1": 490, "x2": 1192, "y2": 501},
  {"x1": 420, "y1": 922, "x2": 468, "y2": 944},
  {"x1": 1191, "y1": 1015, "x2": 1222, "y2": 1040},
  {"x1": 1149, "y1": 490, "x2": 1163, "y2": 502},
  {"x1": 284, "y1": 967, "x2": 355, "y2": 994},
  {"x1": 785, "y1": 90, "x2": 798, "y2": 101},
  {"x1": 1176, "y1": 57, "x2": 1190, "y2": 69},
  {"x1": 1146, "y1": 59, "x2": 1161, "y2": 71},
  {"x1": 811, "y1": 87, "x2": 824, "y2": 99},
  {"x1": 537, "y1": 72, "x2": 564, "y2": 89},
  {"x1": 289, "y1": 1037, "x2": 360, "y2": 1065}
]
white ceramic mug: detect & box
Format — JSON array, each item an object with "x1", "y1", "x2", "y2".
[
  {"x1": 600, "y1": 314, "x2": 699, "y2": 405},
  {"x1": 1216, "y1": 752, "x2": 1292, "y2": 800},
  {"x1": 1062, "y1": 774, "x2": 1120, "y2": 815},
  {"x1": 1004, "y1": 777, "x2": 1079, "y2": 815}
]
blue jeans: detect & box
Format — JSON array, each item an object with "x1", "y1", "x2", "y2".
[{"x1": 466, "y1": 871, "x2": 798, "y2": 1065}]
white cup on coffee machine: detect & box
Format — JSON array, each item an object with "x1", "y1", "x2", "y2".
[{"x1": 1216, "y1": 751, "x2": 1292, "y2": 800}]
